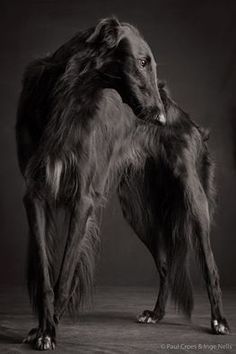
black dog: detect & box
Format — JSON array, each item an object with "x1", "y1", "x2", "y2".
[
  {"x1": 16, "y1": 18, "x2": 166, "y2": 350},
  {"x1": 16, "y1": 17, "x2": 229, "y2": 351}
]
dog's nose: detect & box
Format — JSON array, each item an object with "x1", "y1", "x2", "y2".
[
  {"x1": 158, "y1": 113, "x2": 166, "y2": 125},
  {"x1": 155, "y1": 112, "x2": 166, "y2": 125}
]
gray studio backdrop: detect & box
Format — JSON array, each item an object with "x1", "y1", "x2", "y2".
[{"x1": 0, "y1": 0, "x2": 236, "y2": 288}]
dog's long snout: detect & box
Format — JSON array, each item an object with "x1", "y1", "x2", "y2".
[
  {"x1": 154, "y1": 106, "x2": 166, "y2": 125},
  {"x1": 157, "y1": 112, "x2": 166, "y2": 125},
  {"x1": 154, "y1": 89, "x2": 166, "y2": 125}
]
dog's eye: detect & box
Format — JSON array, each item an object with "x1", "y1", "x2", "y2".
[{"x1": 139, "y1": 58, "x2": 147, "y2": 68}]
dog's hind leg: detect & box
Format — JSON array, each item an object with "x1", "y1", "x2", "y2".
[
  {"x1": 117, "y1": 175, "x2": 169, "y2": 324},
  {"x1": 186, "y1": 175, "x2": 230, "y2": 334},
  {"x1": 23, "y1": 194, "x2": 56, "y2": 350},
  {"x1": 138, "y1": 239, "x2": 169, "y2": 324}
]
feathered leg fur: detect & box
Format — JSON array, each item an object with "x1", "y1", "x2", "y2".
[
  {"x1": 23, "y1": 194, "x2": 56, "y2": 350},
  {"x1": 185, "y1": 170, "x2": 230, "y2": 334},
  {"x1": 118, "y1": 158, "x2": 194, "y2": 323},
  {"x1": 117, "y1": 166, "x2": 170, "y2": 324},
  {"x1": 54, "y1": 193, "x2": 98, "y2": 321}
]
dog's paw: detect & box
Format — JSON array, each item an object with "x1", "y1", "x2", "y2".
[
  {"x1": 35, "y1": 334, "x2": 56, "y2": 351},
  {"x1": 137, "y1": 310, "x2": 164, "y2": 324},
  {"x1": 211, "y1": 318, "x2": 230, "y2": 335},
  {"x1": 23, "y1": 328, "x2": 56, "y2": 350},
  {"x1": 23, "y1": 328, "x2": 38, "y2": 344}
]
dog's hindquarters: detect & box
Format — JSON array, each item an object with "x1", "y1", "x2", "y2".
[
  {"x1": 118, "y1": 107, "x2": 229, "y2": 333},
  {"x1": 118, "y1": 155, "x2": 194, "y2": 322},
  {"x1": 118, "y1": 160, "x2": 169, "y2": 323}
]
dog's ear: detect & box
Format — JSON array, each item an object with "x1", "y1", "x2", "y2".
[{"x1": 86, "y1": 17, "x2": 121, "y2": 49}]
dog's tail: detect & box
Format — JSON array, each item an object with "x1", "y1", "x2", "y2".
[{"x1": 167, "y1": 210, "x2": 194, "y2": 318}]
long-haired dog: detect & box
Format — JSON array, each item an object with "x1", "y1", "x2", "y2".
[
  {"x1": 16, "y1": 18, "x2": 166, "y2": 350},
  {"x1": 16, "y1": 17, "x2": 229, "y2": 350}
]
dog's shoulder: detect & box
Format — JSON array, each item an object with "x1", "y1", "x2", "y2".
[
  {"x1": 100, "y1": 88, "x2": 123, "y2": 104},
  {"x1": 98, "y1": 88, "x2": 135, "y2": 122}
]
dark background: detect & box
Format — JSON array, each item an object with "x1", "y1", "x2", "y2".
[{"x1": 0, "y1": 0, "x2": 236, "y2": 288}]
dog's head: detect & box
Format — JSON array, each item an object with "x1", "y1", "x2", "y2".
[{"x1": 86, "y1": 18, "x2": 166, "y2": 125}]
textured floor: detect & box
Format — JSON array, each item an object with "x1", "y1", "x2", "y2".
[{"x1": 0, "y1": 287, "x2": 235, "y2": 353}]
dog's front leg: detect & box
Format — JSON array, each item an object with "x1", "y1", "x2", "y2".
[
  {"x1": 23, "y1": 194, "x2": 56, "y2": 350},
  {"x1": 54, "y1": 195, "x2": 94, "y2": 321}
]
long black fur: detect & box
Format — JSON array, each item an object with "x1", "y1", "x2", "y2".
[
  {"x1": 16, "y1": 17, "x2": 229, "y2": 351},
  {"x1": 16, "y1": 17, "x2": 167, "y2": 350},
  {"x1": 118, "y1": 83, "x2": 229, "y2": 333}
]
